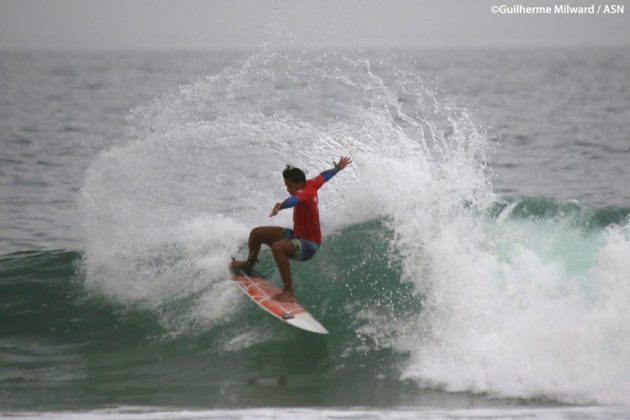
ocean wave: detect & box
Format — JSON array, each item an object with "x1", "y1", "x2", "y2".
[{"x1": 66, "y1": 50, "x2": 630, "y2": 405}]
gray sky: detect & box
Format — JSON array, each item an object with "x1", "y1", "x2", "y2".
[{"x1": 1, "y1": 0, "x2": 628, "y2": 50}]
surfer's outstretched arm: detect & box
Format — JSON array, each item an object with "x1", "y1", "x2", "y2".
[{"x1": 320, "y1": 156, "x2": 352, "y2": 183}]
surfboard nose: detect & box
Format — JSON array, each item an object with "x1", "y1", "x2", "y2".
[{"x1": 287, "y1": 313, "x2": 329, "y2": 334}]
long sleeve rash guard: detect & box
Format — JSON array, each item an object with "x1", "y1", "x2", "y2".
[{"x1": 278, "y1": 167, "x2": 340, "y2": 243}]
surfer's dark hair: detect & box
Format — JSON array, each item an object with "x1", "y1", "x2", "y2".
[{"x1": 283, "y1": 165, "x2": 306, "y2": 184}]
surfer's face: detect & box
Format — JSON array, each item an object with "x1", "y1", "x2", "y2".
[{"x1": 284, "y1": 179, "x2": 304, "y2": 195}]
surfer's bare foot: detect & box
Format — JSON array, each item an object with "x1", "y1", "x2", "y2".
[
  {"x1": 230, "y1": 259, "x2": 254, "y2": 271},
  {"x1": 272, "y1": 291, "x2": 295, "y2": 302}
]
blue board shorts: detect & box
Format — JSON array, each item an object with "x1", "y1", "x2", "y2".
[{"x1": 281, "y1": 229, "x2": 320, "y2": 262}]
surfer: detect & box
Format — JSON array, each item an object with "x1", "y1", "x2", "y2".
[{"x1": 231, "y1": 156, "x2": 352, "y2": 301}]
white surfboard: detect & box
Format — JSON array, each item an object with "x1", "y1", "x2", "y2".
[{"x1": 230, "y1": 267, "x2": 328, "y2": 335}]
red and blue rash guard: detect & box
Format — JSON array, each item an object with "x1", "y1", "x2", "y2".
[{"x1": 280, "y1": 168, "x2": 340, "y2": 244}]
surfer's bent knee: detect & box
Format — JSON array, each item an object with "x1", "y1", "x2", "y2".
[{"x1": 249, "y1": 226, "x2": 268, "y2": 242}]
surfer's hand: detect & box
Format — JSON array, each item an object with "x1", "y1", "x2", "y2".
[
  {"x1": 334, "y1": 156, "x2": 352, "y2": 170},
  {"x1": 269, "y1": 202, "x2": 282, "y2": 217}
]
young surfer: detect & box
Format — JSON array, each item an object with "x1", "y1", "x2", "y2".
[{"x1": 231, "y1": 156, "x2": 352, "y2": 302}]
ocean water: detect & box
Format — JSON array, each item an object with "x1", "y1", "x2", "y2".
[{"x1": 1, "y1": 48, "x2": 629, "y2": 419}]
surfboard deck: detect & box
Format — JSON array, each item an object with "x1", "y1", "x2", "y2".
[{"x1": 230, "y1": 267, "x2": 329, "y2": 335}]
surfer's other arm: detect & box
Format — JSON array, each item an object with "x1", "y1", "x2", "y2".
[{"x1": 269, "y1": 193, "x2": 302, "y2": 217}]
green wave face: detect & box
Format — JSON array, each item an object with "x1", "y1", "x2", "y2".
[{"x1": 0, "y1": 222, "x2": 423, "y2": 410}]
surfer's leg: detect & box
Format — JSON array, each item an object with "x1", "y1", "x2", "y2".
[
  {"x1": 271, "y1": 240, "x2": 297, "y2": 300},
  {"x1": 231, "y1": 226, "x2": 284, "y2": 270}
]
